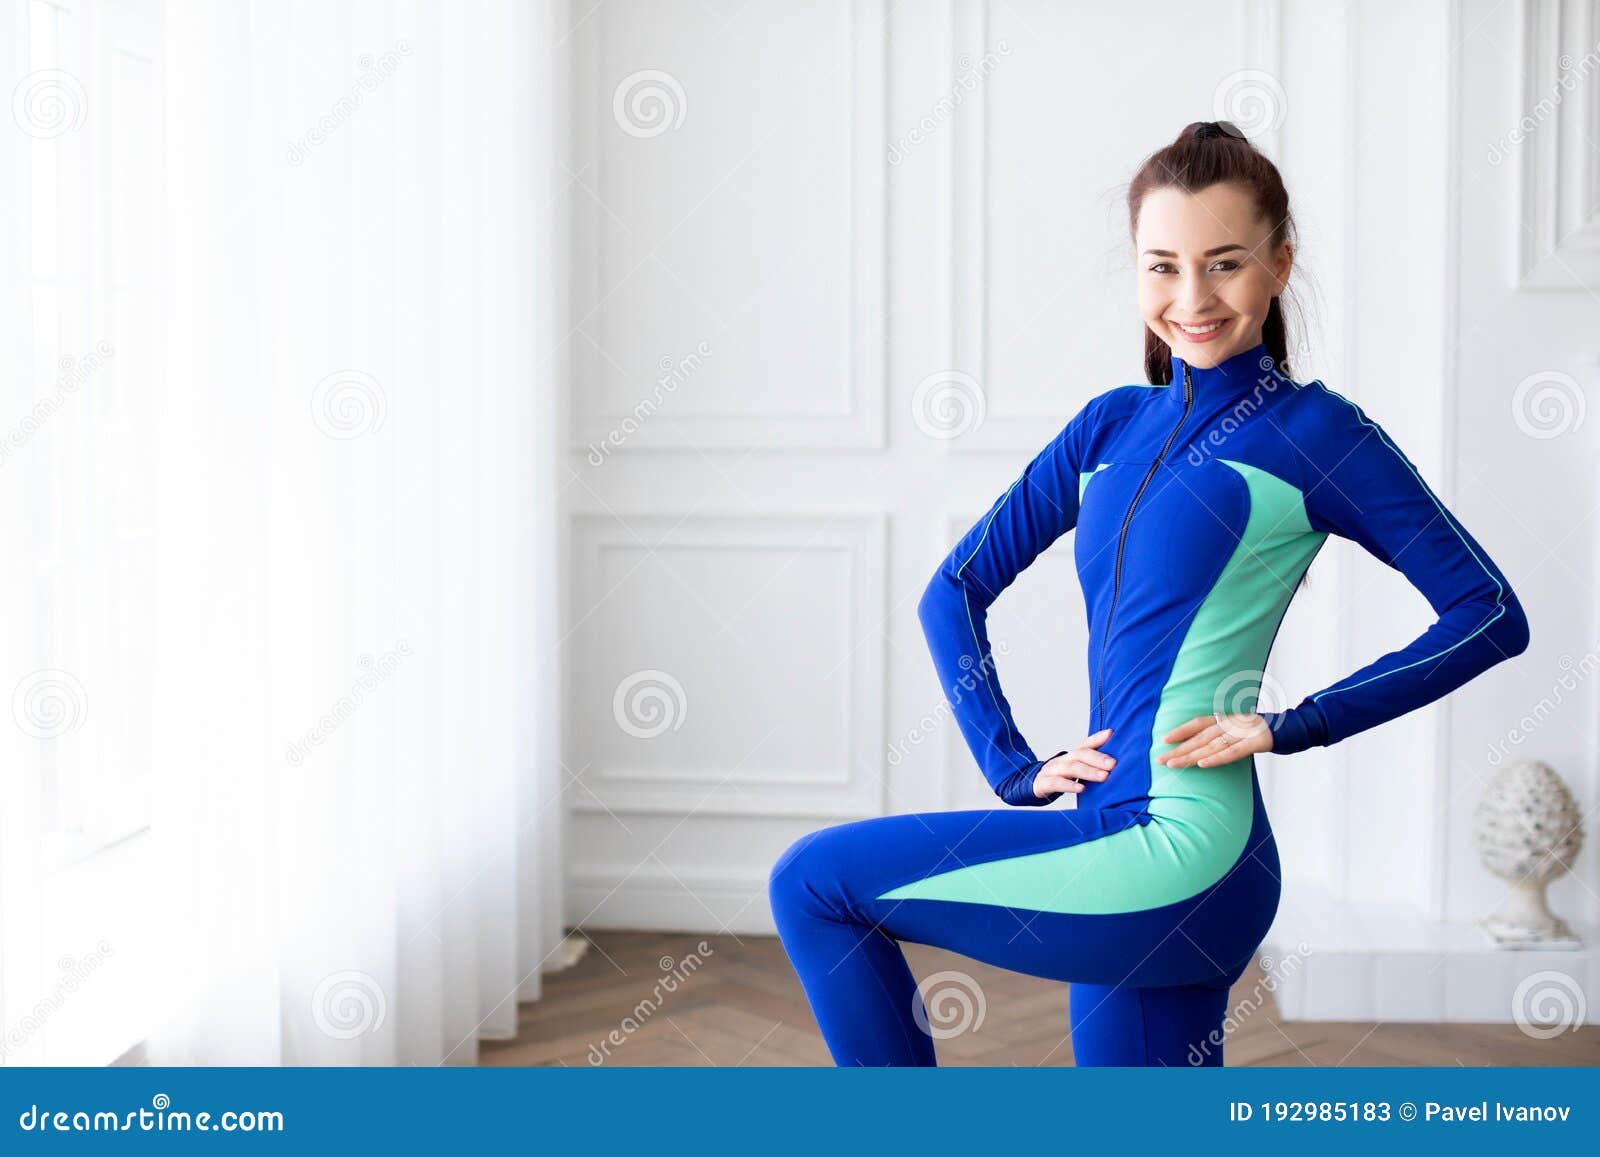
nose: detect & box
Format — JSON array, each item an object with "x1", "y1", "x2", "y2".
[{"x1": 1175, "y1": 271, "x2": 1213, "y2": 314}]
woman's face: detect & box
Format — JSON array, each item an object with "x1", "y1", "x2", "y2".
[{"x1": 1135, "y1": 181, "x2": 1292, "y2": 369}]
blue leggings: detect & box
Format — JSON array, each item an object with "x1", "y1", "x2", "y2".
[{"x1": 767, "y1": 770, "x2": 1281, "y2": 1066}]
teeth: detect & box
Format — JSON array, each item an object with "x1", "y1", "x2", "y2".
[{"x1": 1176, "y1": 320, "x2": 1225, "y2": 335}]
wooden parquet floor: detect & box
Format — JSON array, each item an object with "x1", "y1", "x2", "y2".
[{"x1": 478, "y1": 930, "x2": 1600, "y2": 1067}]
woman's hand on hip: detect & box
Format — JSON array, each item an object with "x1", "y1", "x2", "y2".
[
  {"x1": 1034, "y1": 727, "x2": 1116, "y2": 798},
  {"x1": 1157, "y1": 713, "x2": 1274, "y2": 767}
]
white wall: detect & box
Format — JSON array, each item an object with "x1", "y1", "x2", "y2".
[
  {"x1": 561, "y1": 0, "x2": 1596, "y2": 980},
  {"x1": 1448, "y1": 0, "x2": 1599, "y2": 931}
]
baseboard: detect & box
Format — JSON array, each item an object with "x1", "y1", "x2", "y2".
[
  {"x1": 567, "y1": 867, "x2": 774, "y2": 935},
  {"x1": 569, "y1": 870, "x2": 1599, "y2": 1028}
]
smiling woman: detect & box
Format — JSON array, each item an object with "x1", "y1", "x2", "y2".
[
  {"x1": 1133, "y1": 120, "x2": 1297, "y2": 383},
  {"x1": 768, "y1": 120, "x2": 1530, "y2": 1068}
]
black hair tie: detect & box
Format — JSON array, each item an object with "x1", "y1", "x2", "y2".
[{"x1": 1196, "y1": 120, "x2": 1244, "y2": 141}]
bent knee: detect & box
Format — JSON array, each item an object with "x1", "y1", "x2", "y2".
[
  {"x1": 767, "y1": 825, "x2": 849, "y2": 922},
  {"x1": 767, "y1": 829, "x2": 821, "y2": 911}
]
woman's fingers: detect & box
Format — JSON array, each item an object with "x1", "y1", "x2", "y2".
[
  {"x1": 1181, "y1": 733, "x2": 1235, "y2": 766},
  {"x1": 1192, "y1": 736, "x2": 1251, "y2": 767},
  {"x1": 1033, "y1": 727, "x2": 1123, "y2": 797},
  {"x1": 1040, "y1": 753, "x2": 1110, "y2": 782},
  {"x1": 1032, "y1": 769, "x2": 1082, "y2": 796},
  {"x1": 1072, "y1": 713, "x2": 1270, "y2": 774},
  {"x1": 1164, "y1": 737, "x2": 1227, "y2": 767},
  {"x1": 1160, "y1": 716, "x2": 1212, "y2": 744},
  {"x1": 1036, "y1": 774, "x2": 1085, "y2": 796},
  {"x1": 1158, "y1": 716, "x2": 1220, "y2": 764},
  {"x1": 1162, "y1": 715, "x2": 1269, "y2": 767}
]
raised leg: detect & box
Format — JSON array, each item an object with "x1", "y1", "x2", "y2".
[{"x1": 767, "y1": 807, "x2": 1267, "y2": 1067}]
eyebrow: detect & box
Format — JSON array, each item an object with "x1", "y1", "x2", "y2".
[{"x1": 1141, "y1": 244, "x2": 1248, "y2": 257}]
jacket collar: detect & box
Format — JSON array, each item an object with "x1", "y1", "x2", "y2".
[{"x1": 1169, "y1": 340, "x2": 1289, "y2": 405}]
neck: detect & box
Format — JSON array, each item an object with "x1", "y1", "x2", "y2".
[{"x1": 1169, "y1": 340, "x2": 1283, "y2": 404}]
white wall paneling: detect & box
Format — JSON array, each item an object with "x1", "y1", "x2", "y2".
[
  {"x1": 943, "y1": 0, "x2": 1282, "y2": 452},
  {"x1": 1261, "y1": 0, "x2": 1600, "y2": 1022},
  {"x1": 1514, "y1": 0, "x2": 1600, "y2": 290},
  {"x1": 563, "y1": 2, "x2": 1594, "y2": 1024},
  {"x1": 568, "y1": 512, "x2": 886, "y2": 823},
  {"x1": 569, "y1": 0, "x2": 887, "y2": 452}
]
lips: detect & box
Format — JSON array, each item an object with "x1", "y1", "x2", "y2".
[{"x1": 1170, "y1": 317, "x2": 1231, "y2": 344}]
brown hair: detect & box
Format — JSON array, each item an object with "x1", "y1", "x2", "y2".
[{"x1": 1127, "y1": 120, "x2": 1297, "y2": 386}]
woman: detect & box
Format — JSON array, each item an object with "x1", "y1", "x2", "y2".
[{"x1": 767, "y1": 120, "x2": 1530, "y2": 1067}]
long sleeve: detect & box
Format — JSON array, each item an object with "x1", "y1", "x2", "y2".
[
  {"x1": 918, "y1": 403, "x2": 1095, "y2": 806},
  {"x1": 1260, "y1": 387, "x2": 1531, "y2": 755}
]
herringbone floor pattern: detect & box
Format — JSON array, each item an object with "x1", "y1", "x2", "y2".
[{"x1": 478, "y1": 930, "x2": 1600, "y2": 1067}]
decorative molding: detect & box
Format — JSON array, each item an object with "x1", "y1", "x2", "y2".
[
  {"x1": 569, "y1": 511, "x2": 886, "y2": 818},
  {"x1": 1436, "y1": 0, "x2": 1469, "y2": 925},
  {"x1": 1238, "y1": 0, "x2": 1285, "y2": 161},
  {"x1": 944, "y1": 0, "x2": 998, "y2": 445},
  {"x1": 1333, "y1": 0, "x2": 1361, "y2": 907},
  {"x1": 945, "y1": 0, "x2": 1285, "y2": 451},
  {"x1": 1514, "y1": 0, "x2": 1600, "y2": 290},
  {"x1": 569, "y1": 787, "x2": 886, "y2": 820},
  {"x1": 572, "y1": 0, "x2": 888, "y2": 450}
]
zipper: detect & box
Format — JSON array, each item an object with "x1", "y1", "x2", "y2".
[{"x1": 1094, "y1": 360, "x2": 1193, "y2": 730}]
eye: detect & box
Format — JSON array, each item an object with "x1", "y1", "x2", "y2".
[
  {"x1": 1209, "y1": 259, "x2": 1241, "y2": 273},
  {"x1": 1148, "y1": 262, "x2": 1177, "y2": 275}
]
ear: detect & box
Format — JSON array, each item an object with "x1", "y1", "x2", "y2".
[{"x1": 1273, "y1": 241, "x2": 1294, "y2": 292}]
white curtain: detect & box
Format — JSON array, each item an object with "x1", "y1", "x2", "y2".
[{"x1": 2, "y1": 0, "x2": 568, "y2": 1065}]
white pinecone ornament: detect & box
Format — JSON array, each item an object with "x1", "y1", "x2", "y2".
[{"x1": 1472, "y1": 759, "x2": 1584, "y2": 948}]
